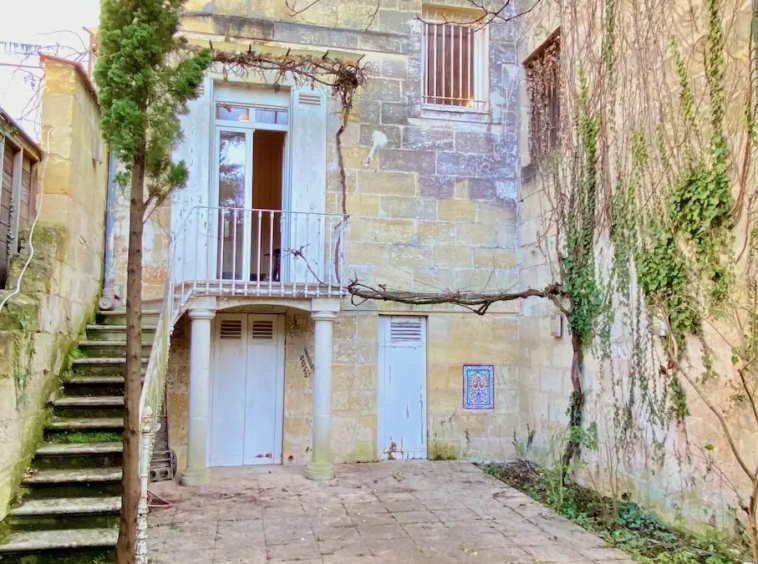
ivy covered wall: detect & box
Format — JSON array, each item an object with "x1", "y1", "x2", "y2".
[{"x1": 516, "y1": 0, "x2": 758, "y2": 532}]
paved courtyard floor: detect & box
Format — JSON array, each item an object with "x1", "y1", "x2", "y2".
[{"x1": 147, "y1": 461, "x2": 635, "y2": 564}]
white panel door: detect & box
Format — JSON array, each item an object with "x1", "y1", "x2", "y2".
[
  {"x1": 210, "y1": 314, "x2": 248, "y2": 467},
  {"x1": 243, "y1": 314, "x2": 285, "y2": 465},
  {"x1": 378, "y1": 317, "x2": 428, "y2": 460},
  {"x1": 287, "y1": 87, "x2": 327, "y2": 285},
  {"x1": 210, "y1": 313, "x2": 285, "y2": 467}
]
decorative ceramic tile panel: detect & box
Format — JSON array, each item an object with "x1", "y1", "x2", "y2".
[{"x1": 463, "y1": 365, "x2": 494, "y2": 410}]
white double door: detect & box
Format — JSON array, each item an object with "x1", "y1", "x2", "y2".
[{"x1": 209, "y1": 313, "x2": 285, "y2": 466}]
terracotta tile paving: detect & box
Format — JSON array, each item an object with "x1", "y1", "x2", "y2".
[{"x1": 147, "y1": 461, "x2": 633, "y2": 563}]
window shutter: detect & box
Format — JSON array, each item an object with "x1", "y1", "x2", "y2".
[
  {"x1": 172, "y1": 76, "x2": 213, "y2": 283},
  {"x1": 288, "y1": 87, "x2": 327, "y2": 285}
]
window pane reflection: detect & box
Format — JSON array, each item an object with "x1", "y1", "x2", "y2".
[{"x1": 216, "y1": 104, "x2": 250, "y2": 122}]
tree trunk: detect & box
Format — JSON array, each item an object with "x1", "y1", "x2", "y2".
[
  {"x1": 115, "y1": 150, "x2": 146, "y2": 564},
  {"x1": 562, "y1": 330, "x2": 585, "y2": 474},
  {"x1": 748, "y1": 482, "x2": 758, "y2": 564}
]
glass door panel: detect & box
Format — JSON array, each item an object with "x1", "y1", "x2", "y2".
[{"x1": 216, "y1": 129, "x2": 251, "y2": 280}]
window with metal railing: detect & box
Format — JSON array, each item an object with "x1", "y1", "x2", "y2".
[{"x1": 422, "y1": 6, "x2": 487, "y2": 110}]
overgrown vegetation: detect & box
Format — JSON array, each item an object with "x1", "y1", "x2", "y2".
[{"x1": 485, "y1": 461, "x2": 746, "y2": 564}]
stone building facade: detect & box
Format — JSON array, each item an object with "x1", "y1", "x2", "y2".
[
  {"x1": 142, "y1": 0, "x2": 524, "y2": 481},
  {"x1": 104, "y1": 0, "x2": 758, "y2": 534}
]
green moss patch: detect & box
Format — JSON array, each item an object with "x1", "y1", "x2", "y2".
[
  {"x1": 429, "y1": 441, "x2": 458, "y2": 461},
  {"x1": 47, "y1": 432, "x2": 123, "y2": 445},
  {"x1": 345, "y1": 442, "x2": 377, "y2": 463},
  {"x1": 0, "y1": 547, "x2": 114, "y2": 564}
]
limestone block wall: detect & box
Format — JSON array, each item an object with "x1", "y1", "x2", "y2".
[
  {"x1": 38, "y1": 56, "x2": 107, "y2": 321},
  {"x1": 166, "y1": 315, "x2": 191, "y2": 469},
  {"x1": 321, "y1": 0, "x2": 521, "y2": 463},
  {"x1": 0, "y1": 57, "x2": 107, "y2": 519}
]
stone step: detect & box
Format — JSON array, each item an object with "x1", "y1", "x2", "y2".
[
  {"x1": 65, "y1": 375, "x2": 128, "y2": 385},
  {"x1": 0, "y1": 528, "x2": 117, "y2": 553},
  {"x1": 97, "y1": 310, "x2": 160, "y2": 326},
  {"x1": 86, "y1": 324, "x2": 157, "y2": 342},
  {"x1": 61, "y1": 374, "x2": 143, "y2": 397},
  {"x1": 78, "y1": 341, "x2": 152, "y2": 358},
  {"x1": 71, "y1": 357, "x2": 149, "y2": 376},
  {"x1": 52, "y1": 396, "x2": 124, "y2": 408},
  {"x1": 36, "y1": 442, "x2": 122, "y2": 456},
  {"x1": 46, "y1": 417, "x2": 123, "y2": 431},
  {"x1": 10, "y1": 497, "x2": 121, "y2": 517},
  {"x1": 22, "y1": 467, "x2": 122, "y2": 485},
  {"x1": 64, "y1": 374, "x2": 145, "y2": 385}
]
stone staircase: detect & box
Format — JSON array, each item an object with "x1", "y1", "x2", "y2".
[{"x1": 0, "y1": 310, "x2": 157, "y2": 563}]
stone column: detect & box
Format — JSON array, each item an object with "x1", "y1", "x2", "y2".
[
  {"x1": 181, "y1": 308, "x2": 215, "y2": 486},
  {"x1": 306, "y1": 310, "x2": 336, "y2": 481}
]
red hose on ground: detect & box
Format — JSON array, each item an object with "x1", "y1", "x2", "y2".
[{"x1": 147, "y1": 490, "x2": 174, "y2": 509}]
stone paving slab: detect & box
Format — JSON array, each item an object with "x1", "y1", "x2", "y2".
[{"x1": 147, "y1": 461, "x2": 628, "y2": 564}]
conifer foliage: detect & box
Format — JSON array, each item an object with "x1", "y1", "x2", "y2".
[{"x1": 94, "y1": 1, "x2": 210, "y2": 561}]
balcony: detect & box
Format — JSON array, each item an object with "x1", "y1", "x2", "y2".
[{"x1": 171, "y1": 206, "x2": 348, "y2": 313}]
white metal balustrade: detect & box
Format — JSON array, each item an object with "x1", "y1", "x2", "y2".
[{"x1": 172, "y1": 206, "x2": 348, "y2": 311}]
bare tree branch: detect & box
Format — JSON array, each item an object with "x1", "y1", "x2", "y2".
[{"x1": 346, "y1": 280, "x2": 563, "y2": 315}]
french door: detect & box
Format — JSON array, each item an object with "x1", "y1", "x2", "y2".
[{"x1": 215, "y1": 127, "x2": 253, "y2": 281}]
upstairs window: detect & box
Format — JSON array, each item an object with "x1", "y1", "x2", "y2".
[
  {"x1": 525, "y1": 30, "x2": 561, "y2": 159},
  {"x1": 422, "y1": 6, "x2": 487, "y2": 110}
]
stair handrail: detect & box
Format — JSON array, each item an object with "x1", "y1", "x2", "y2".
[{"x1": 135, "y1": 228, "x2": 179, "y2": 564}]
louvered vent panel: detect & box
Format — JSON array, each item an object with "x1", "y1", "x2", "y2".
[
  {"x1": 219, "y1": 319, "x2": 243, "y2": 339},
  {"x1": 390, "y1": 319, "x2": 423, "y2": 343},
  {"x1": 299, "y1": 93, "x2": 322, "y2": 106},
  {"x1": 251, "y1": 320, "x2": 275, "y2": 340}
]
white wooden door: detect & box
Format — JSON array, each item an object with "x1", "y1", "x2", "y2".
[
  {"x1": 210, "y1": 313, "x2": 285, "y2": 467},
  {"x1": 378, "y1": 317, "x2": 428, "y2": 460},
  {"x1": 243, "y1": 314, "x2": 285, "y2": 464},
  {"x1": 210, "y1": 314, "x2": 248, "y2": 466}
]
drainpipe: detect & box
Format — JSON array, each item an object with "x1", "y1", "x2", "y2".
[{"x1": 100, "y1": 152, "x2": 118, "y2": 310}]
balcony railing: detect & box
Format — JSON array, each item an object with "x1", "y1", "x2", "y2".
[{"x1": 171, "y1": 206, "x2": 348, "y2": 311}]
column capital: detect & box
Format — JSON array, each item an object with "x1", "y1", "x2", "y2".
[
  {"x1": 188, "y1": 308, "x2": 216, "y2": 321},
  {"x1": 311, "y1": 310, "x2": 337, "y2": 322},
  {"x1": 311, "y1": 297, "x2": 340, "y2": 313}
]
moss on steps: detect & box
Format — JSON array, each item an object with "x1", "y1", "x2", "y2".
[
  {"x1": 0, "y1": 547, "x2": 114, "y2": 564},
  {"x1": 46, "y1": 432, "x2": 123, "y2": 445}
]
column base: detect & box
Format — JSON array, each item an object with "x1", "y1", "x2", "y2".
[
  {"x1": 305, "y1": 460, "x2": 335, "y2": 481},
  {"x1": 181, "y1": 466, "x2": 211, "y2": 486}
]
